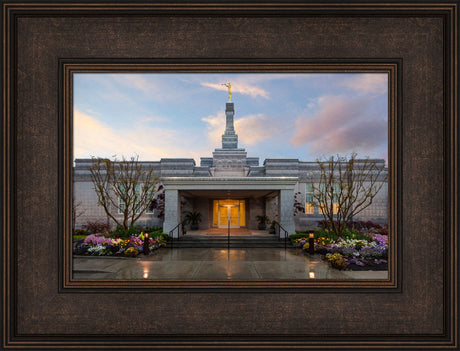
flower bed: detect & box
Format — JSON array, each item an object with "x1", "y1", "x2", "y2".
[
  {"x1": 73, "y1": 232, "x2": 167, "y2": 257},
  {"x1": 292, "y1": 232, "x2": 388, "y2": 270}
]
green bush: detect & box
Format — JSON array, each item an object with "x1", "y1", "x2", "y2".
[
  {"x1": 72, "y1": 234, "x2": 88, "y2": 242},
  {"x1": 142, "y1": 225, "x2": 163, "y2": 233},
  {"x1": 109, "y1": 225, "x2": 142, "y2": 239},
  {"x1": 156, "y1": 233, "x2": 169, "y2": 241},
  {"x1": 291, "y1": 228, "x2": 368, "y2": 244},
  {"x1": 107, "y1": 225, "x2": 169, "y2": 241}
]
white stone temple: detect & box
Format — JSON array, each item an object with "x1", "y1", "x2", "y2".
[{"x1": 74, "y1": 99, "x2": 388, "y2": 237}]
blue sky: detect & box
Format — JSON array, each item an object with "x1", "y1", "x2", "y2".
[{"x1": 73, "y1": 73, "x2": 388, "y2": 164}]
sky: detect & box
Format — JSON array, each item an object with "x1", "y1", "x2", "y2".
[{"x1": 73, "y1": 73, "x2": 388, "y2": 165}]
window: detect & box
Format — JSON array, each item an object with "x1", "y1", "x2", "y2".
[
  {"x1": 306, "y1": 183, "x2": 340, "y2": 214},
  {"x1": 305, "y1": 183, "x2": 314, "y2": 214}
]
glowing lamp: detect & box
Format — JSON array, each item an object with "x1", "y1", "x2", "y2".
[
  {"x1": 143, "y1": 233, "x2": 150, "y2": 255},
  {"x1": 308, "y1": 232, "x2": 315, "y2": 255}
]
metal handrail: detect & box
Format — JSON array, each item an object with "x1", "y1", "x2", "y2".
[
  {"x1": 272, "y1": 221, "x2": 289, "y2": 251},
  {"x1": 168, "y1": 222, "x2": 182, "y2": 249}
]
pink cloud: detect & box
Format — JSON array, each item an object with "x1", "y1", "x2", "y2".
[
  {"x1": 290, "y1": 95, "x2": 387, "y2": 156},
  {"x1": 202, "y1": 113, "x2": 279, "y2": 148},
  {"x1": 341, "y1": 74, "x2": 388, "y2": 95}
]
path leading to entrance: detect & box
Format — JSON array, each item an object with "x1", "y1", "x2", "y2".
[
  {"x1": 186, "y1": 228, "x2": 269, "y2": 236},
  {"x1": 73, "y1": 248, "x2": 388, "y2": 280}
]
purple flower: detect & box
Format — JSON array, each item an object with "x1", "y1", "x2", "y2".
[{"x1": 84, "y1": 234, "x2": 112, "y2": 246}]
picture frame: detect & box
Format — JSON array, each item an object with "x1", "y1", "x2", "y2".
[
  {"x1": 2, "y1": 1, "x2": 457, "y2": 349},
  {"x1": 66, "y1": 64, "x2": 397, "y2": 288}
]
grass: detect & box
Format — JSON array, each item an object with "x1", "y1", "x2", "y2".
[{"x1": 72, "y1": 234, "x2": 87, "y2": 242}]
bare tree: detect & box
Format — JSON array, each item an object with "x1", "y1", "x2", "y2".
[
  {"x1": 72, "y1": 196, "x2": 85, "y2": 232},
  {"x1": 89, "y1": 156, "x2": 159, "y2": 230},
  {"x1": 308, "y1": 153, "x2": 387, "y2": 235}
]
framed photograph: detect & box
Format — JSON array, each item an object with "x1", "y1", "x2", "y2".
[
  {"x1": 69, "y1": 69, "x2": 394, "y2": 284},
  {"x1": 2, "y1": 1, "x2": 457, "y2": 350}
]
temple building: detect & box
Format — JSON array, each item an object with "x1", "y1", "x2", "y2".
[{"x1": 73, "y1": 98, "x2": 388, "y2": 237}]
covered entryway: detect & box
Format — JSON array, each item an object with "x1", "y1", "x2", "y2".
[{"x1": 162, "y1": 177, "x2": 298, "y2": 238}]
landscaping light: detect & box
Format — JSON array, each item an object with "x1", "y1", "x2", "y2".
[
  {"x1": 309, "y1": 272, "x2": 315, "y2": 279},
  {"x1": 143, "y1": 270, "x2": 149, "y2": 279},
  {"x1": 308, "y1": 232, "x2": 315, "y2": 255},
  {"x1": 143, "y1": 233, "x2": 150, "y2": 255}
]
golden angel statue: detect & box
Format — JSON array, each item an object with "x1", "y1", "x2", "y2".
[{"x1": 222, "y1": 82, "x2": 232, "y2": 100}]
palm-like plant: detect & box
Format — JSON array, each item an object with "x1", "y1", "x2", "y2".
[
  {"x1": 256, "y1": 215, "x2": 268, "y2": 230},
  {"x1": 184, "y1": 211, "x2": 202, "y2": 230}
]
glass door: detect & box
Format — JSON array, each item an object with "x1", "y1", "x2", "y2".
[{"x1": 214, "y1": 200, "x2": 243, "y2": 228}]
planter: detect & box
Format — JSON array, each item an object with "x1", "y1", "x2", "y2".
[{"x1": 346, "y1": 262, "x2": 388, "y2": 271}]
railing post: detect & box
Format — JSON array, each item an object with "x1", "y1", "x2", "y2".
[
  {"x1": 285, "y1": 229, "x2": 287, "y2": 251},
  {"x1": 169, "y1": 229, "x2": 174, "y2": 250}
]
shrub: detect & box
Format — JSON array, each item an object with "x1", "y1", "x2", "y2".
[
  {"x1": 155, "y1": 233, "x2": 169, "y2": 241},
  {"x1": 289, "y1": 232, "x2": 310, "y2": 244},
  {"x1": 73, "y1": 240, "x2": 89, "y2": 255},
  {"x1": 73, "y1": 228, "x2": 88, "y2": 236},
  {"x1": 82, "y1": 220, "x2": 110, "y2": 234},
  {"x1": 143, "y1": 225, "x2": 163, "y2": 233},
  {"x1": 124, "y1": 247, "x2": 139, "y2": 257},
  {"x1": 326, "y1": 253, "x2": 347, "y2": 270},
  {"x1": 109, "y1": 225, "x2": 142, "y2": 239}
]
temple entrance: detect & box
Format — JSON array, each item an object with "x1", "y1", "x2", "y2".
[{"x1": 213, "y1": 199, "x2": 245, "y2": 228}]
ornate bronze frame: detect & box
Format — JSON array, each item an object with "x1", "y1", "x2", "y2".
[{"x1": 2, "y1": 2, "x2": 457, "y2": 349}]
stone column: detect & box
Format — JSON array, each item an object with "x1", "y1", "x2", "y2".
[
  {"x1": 279, "y1": 189, "x2": 295, "y2": 238},
  {"x1": 163, "y1": 189, "x2": 181, "y2": 238}
]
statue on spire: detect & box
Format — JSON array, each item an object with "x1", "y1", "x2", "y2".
[{"x1": 222, "y1": 82, "x2": 232, "y2": 100}]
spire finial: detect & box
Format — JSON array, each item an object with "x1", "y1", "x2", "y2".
[{"x1": 222, "y1": 82, "x2": 232, "y2": 100}]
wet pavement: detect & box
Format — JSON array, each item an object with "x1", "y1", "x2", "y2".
[{"x1": 73, "y1": 248, "x2": 388, "y2": 280}]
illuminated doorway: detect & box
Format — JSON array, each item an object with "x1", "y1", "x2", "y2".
[{"x1": 213, "y1": 200, "x2": 246, "y2": 228}]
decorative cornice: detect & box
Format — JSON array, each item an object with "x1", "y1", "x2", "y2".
[{"x1": 161, "y1": 176, "x2": 299, "y2": 189}]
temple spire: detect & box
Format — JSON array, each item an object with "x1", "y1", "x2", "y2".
[{"x1": 221, "y1": 101, "x2": 238, "y2": 149}]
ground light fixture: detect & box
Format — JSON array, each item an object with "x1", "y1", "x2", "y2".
[
  {"x1": 308, "y1": 232, "x2": 315, "y2": 255},
  {"x1": 224, "y1": 204, "x2": 233, "y2": 252},
  {"x1": 309, "y1": 272, "x2": 316, "y2": 279},
  {"x1": 143, "y1": 233, "x2": 149, "y2": 255}
]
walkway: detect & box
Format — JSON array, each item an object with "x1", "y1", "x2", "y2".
[
  {"x1": 185, "y1": 228, "x2": 271, "y2": 236},
  {"x1": 73, "y1": 248, "x2": 388, "y2": 280}
]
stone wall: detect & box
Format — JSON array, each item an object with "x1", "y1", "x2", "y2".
[
  {"x1": 73, "y1": 181, "x2": 161, "y2": 230},
  {"x1": 248, "y1": 197, "x2": 265, "y2": 230}
]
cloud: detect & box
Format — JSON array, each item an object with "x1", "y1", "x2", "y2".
[
  {"x1": 73, "y1": 109, "x2": 208, "y2": 162},
  {"x1": 290, "y1": 95, "x2": 387, "y2": 157},
  {"x1": 201, "y1": 82, "x2": 269, "y2": 99},
  {"x1": 201, "y1": 113, "x2": 224, "y2": 147},
  {"x1": 111, "y1": 74, "x2": 159, "y2": 94},
  {"x1": 235, "y1": 114, "x2": 279, "y2": 145},
  {"x1": 340, "y1": 74, "x2": 388, "y2": 95},
  {"x1": 201, "y1": 112, "x2": 279, "y2": 148}
]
